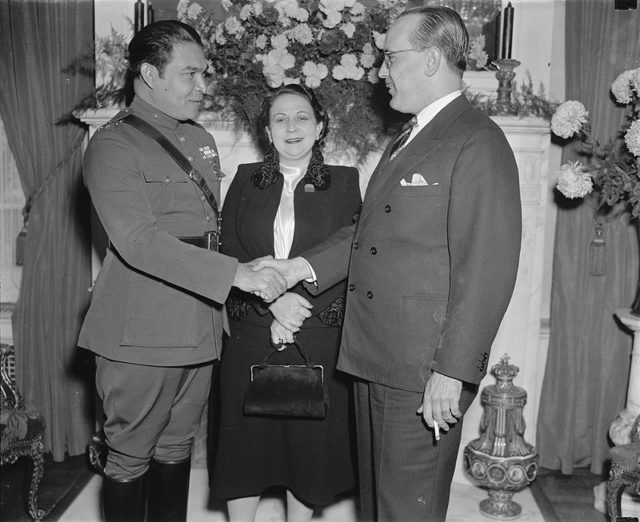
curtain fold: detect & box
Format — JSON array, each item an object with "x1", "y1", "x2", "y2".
[
  {"x1": 0, "y1": 0, "x2": 95, "y2": 460},
  {"x1": 536, "y1": 1, "x2": 640, "y2": 475}
]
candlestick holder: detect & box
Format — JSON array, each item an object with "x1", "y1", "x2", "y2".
[
  {"x1": 463, "y1": 354, "x2": 538, "y2": 520},
  {"x1": 493, "y1": 59, "x2": 521, "y2": 115}
]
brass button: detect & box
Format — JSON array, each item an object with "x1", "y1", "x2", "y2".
[
  {"x1": 348, "y1": 283, "x2": 355, "y2": 292},
  {"x1": 178, "y1": 136, "x2": 186, "y2": 142},
  {"x1": 384, "y1": 205, "x2": 391, "y2": 213},
  {"x1": 352, "y1": 241, "x2": 359, "y2": 250},
  {"x1": 366, "y1": 291, "x2": 373, "y2": 299},
  {"x1": 370, "y1": 247, "x2": 377, "y2": 255},
  {"x1": 206, "y1": 216, "x2": 212, "y2": 222},
  {"x1": 187, "y1": 156, "x2": 193, "y2": 162}
]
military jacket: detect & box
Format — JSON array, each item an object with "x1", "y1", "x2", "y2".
[{"x1": 78, "y1": 96, "x2": 238, "y2": 366}]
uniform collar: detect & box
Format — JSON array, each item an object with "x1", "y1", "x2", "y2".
[{"x1": 129, "y1": 96, "x2": 182, "y2": 131}]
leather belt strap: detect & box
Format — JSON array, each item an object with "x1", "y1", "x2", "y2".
[
  {"x1": 121, "y1": 114, "x2": 219, "y2": 217},
  {"x1": 178, "y1": 231, "x2": 219, "y2": 250},
  {"x1": 121, "y1": 113, "x2": 222, "y2": 252}
]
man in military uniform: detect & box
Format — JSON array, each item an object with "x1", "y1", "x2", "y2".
[{"x1": 78, "y1": 21, "x2": 286, "y2": 522}]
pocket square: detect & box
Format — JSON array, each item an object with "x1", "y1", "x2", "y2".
[{"x1": 400, "y1": 173, "x2": 436, "y2": 186}]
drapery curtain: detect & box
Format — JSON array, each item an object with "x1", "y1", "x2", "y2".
[
  {"x1": 537, "y1": 1, "x2": 640, "y2": 475},
  {"x1": 0, "y1": 0, "x2": 95, "y2": 460}
]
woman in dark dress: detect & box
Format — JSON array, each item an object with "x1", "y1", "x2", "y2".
[{"x1": 210, "y1": 84, "x2": 361, "y2": 522}]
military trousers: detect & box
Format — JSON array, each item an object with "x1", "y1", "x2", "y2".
[{"x1": 96, "y1": 356, "x2": 213, "y2": 481}]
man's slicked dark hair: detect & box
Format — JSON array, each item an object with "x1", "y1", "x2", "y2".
[
  {"x1": 128, "y1": 20, "x2": 203, "y2": 78},
  {"x1": 398, "y1": 6, "x2": 469, "y2": 75}
]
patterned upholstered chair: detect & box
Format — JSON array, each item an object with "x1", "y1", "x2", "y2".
[
  {"x1": 607, "y1": 414, "x2": 640, "y2": 522},
  {"x1": 1, "y1": 343, "x2": 46, "y2": 520}
]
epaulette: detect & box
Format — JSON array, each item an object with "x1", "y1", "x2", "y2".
[{"x1": 96, "y1": 106, "x2": 133, "y2": 133}]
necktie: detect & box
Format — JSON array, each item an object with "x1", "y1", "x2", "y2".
[
  {"x1": 389, "y1": 116, "x2": 417, "y2": 162},
  {"x1": 274, "y1": 166, "x2": 304, "y2": 259}
]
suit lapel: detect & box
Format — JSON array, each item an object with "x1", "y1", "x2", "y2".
[{"x1": 359, "y1": 96, "x2": 471, "y2": 225}]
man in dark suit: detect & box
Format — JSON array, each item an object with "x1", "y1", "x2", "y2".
[
  {"x1": 78, "y1": 21, "x2": 285, "y2": 522},
  {"x1": 257, "y1": 6, "x2": 522, "y2": 521}
]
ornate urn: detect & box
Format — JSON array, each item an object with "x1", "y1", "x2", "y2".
[{"x1": 463, "y1": 354, "x2": 538, "y2": 519}]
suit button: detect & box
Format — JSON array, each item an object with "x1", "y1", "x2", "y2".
[
  {"x1": 348, "y1": 283, "x2": 355, "y2": 292},
  {"x1": 370, "y1": 247, "x2": 377, "y2": 255},
  {"x1": 178, "y1": 136, "x2": 186, "y2": 142},
  {"x1": 366, "y1": 291, "x2": 373, "y2": 299},
  {"x1": 384, "y1": 205, "x2": 391, "y2": 213},
  {"x1": 352, "y1": 241, "x2": 359, "y2": 250}
]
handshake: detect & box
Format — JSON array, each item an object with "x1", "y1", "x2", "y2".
[{"x1": 232, "y1": 256, "x2": 312, "y2": 303}]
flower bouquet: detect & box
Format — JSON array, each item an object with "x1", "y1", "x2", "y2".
[
  {"x1": 552, "y1": 68, "x2": 640, "y2": 218},
  {"x1": 177, "y1": 0, "x2": 408, "y2": 161},
  {"x1": 551, "y1": 67, "x2": 640, "y2": 314}
]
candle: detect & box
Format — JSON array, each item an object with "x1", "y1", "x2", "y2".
[
  {"x1": 134, "y1": 0, "x2": 144, "y2": 33},
  {"x1": 501, "y1": 2, "x2": 514, "y2": 60},
  {"x1": 148, "y1": 2, "x2": 155, "y2": 24},
  {"x1": 143, "y1": 0, "x2": 149, "y2": 26}
]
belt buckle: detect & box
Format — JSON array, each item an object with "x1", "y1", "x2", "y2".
[{"x1": 204, "y1": 230, "x2": 220, "y2": 252}]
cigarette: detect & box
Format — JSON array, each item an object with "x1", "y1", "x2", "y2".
[{"x1": 434, "y1": 422, "x2": 440, "y2": 441}]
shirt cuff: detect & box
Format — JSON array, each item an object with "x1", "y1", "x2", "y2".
[{"x1": 302, "y1": 258, "x2": 317, "y2": 284}]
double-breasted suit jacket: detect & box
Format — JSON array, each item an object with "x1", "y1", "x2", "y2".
[
  {"x1": 304, "y1": 95, "x2": 522, "y2": 392},
  {"x1": 78, "y1": 97, "x2": 238, "y2": 367}
]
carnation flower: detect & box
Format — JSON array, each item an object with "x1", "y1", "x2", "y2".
[
  {"x1": 221, "y1": 0, "x2": 232, "y2": 10},
  {"x1": 341, "y1": 22, "x2": 356, "y2": 38},
  {"x1": 186, "y1": 2, "x2": 203, "y2": 19},
  {"x1": 224, "y1": 16, "x2": 244, "y2": 36},
  {"x1": 332, "y1": 53, "x2": 364, "y2": 81},
  {"x1": 625, "y1": 119, "x2": 640, "y2": 157},
  {"x1": 263, "y1": 48, "x2": 295, "y2": 70},
  {"x1": 373, "y1": 31, "x2": 386, "y2": 50},
  {"x1": 271, "y1": 33, "x2": 289, "y2": 50},
  {"x1": 295, "y1": 8, "x2": 309, "y2": 22},
  {"x1": 255, "y1": 34, "x2": 268, "y2": 49},
  {"x1": 551, "y1": 100, "x2": 589, "y2": 139},
  {"x1": 289, "y1": 23, "x2": 313, "y2": 45},
  {"x1": 468, "y1": 35, "x2": 488, "y2": 70},
  {"x1": 323, "y1": 9, "x2": 342, "y2": 28},
  {"x1": 239, "y1": 4, "x2": 253, "y2": 20},
  {"x1": 320, "y1": 0, "x2": 347, "y2": 12},
  {"x1": 556, "y1": 161, "x2": 593, "y2": 199},
  {"x1": 302, "y1": 61, "x2": 329, "y2": 88},
  {"x1": 263, "y1": 63, "x2": 286, "y2": 88},
  {"x1": 367, "y1": 67, "x2": 380, "y2": 84},
  {"x1": 176, "y1": 0, "x2": 189, "y2": 19},
  {"x1": 351, "y1": 2, "x2": 365, "y2": 16}
]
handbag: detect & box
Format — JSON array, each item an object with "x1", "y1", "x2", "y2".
[{"x1": 244, "y1": 340, "x2": 327, "y2": 418}]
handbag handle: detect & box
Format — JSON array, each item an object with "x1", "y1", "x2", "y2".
[{"x1": 261, "y1": 340, "x2": 314, "y2": 368}]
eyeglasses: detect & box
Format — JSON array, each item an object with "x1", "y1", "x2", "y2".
[{"x1": 383, "y1": 48, "x2": 425, "y2": 67}]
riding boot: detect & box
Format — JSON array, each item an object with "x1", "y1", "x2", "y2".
[
  {"x1": 146, "y1": 458, "x2": 191, "y2": 522},
  {"x1": 102, "y1": 474, "x2": 146, "y2": 522}
]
